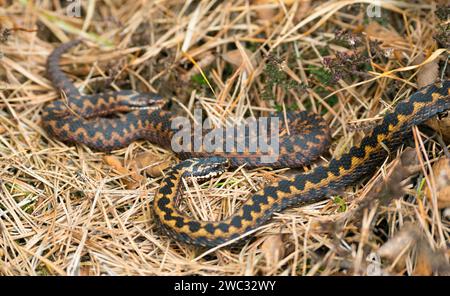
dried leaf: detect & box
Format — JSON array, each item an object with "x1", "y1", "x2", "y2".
[
  {"x1": 413, "y1": 242, "x2": 433, "y2": 276},
  {"x1": 103, "y1": 155, "x2": 129, "y2": 175},
  {"x1": 79, "y1": 265, "x2": 92, "y2": 276},
  {"x1": 424, "y1": 157, "x2": 450, "y2": 209},
  {"x1": 252, "y1": 0, "x2": 295, "y2": 21},
  {"x1": 365, "y1": 22, "x2": 404, "y2": 47},
  {"x1": 426, "y1": 115, "x2": 450, "y2": 142},
  {"x1": 377, "y1": 223, "x2": 419, "y2": 269},
  {"x1": 222, "y1": 48, "x2": 260, "y2": 74},
  {"x1": 261, "y1": 234, "x2": 285, "y2": 271},
  {"x1": 253, "y1": 2, "x2": 276, "y2": 21},
  {"x1": 103, "y1": 155, "x2": 144, "y2": 188},
  {"x1": 413, "y1": 242, "x2": 450, "y2": 276},
  {"x1": 129, "y1": 151, "x2": 172, "y2": 178},
  {"x1": 398, "y1": 147, "x2": 422, "y2": 175},
  {"x1": 294, "y1": 0, "x2": 311, "y2": 22},
  {"x1": 378, "y1": 223, "x2": 450, "y2": 275},
  {"x1": 413, "y1": 55, "x2": 439, "y2": 88},
  {"x1": 393, "y1": 49, "x2": 404, "y2": 62},
  {"x1": 146, "y1": 162, "x2": 171, "y2": 178}
]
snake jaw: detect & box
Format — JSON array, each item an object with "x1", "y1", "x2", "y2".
[
  {"x1": 130, "y1": 93, "x2": 166, "y2": 110},
  {"x1": 116, "y1": 90, "x2": 166, "y2": 110},
  {"x1": 180, "y1": 157, "x2": 229, "y2": 181}
]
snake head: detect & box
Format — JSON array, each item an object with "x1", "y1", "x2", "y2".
[
  {"x1": 117, "y1": 90, "x2": 166, "y2": 110},
  {"x1": 178, "y1": 157, "x2": 229, "y2": 181}
]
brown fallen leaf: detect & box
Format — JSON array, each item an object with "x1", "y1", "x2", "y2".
[
  {"x1": 426, "y1": 115, "x2": 450, "y2": 142},
  {"x1": 364, "y1": 22, "x2": 408, "y2": 55},
  {"x1": 0, "y1": 125, "x2": 6, "y2": 134},
  {"x1": 79, "y1": 264, "x2": 92, "y2": 276},
  {"x1": 413, "y1": 241, "x2": 450, "y2": 276},
  {"x1": 129, "y1": 151, "x2": 172, "y2": 178},
  {"x1": 103, "y1": 155, "x2": 144, "y2": 188},
  {"x1": 424, "y1": 157, "x2": 450, "y2": 209},
  {"x1": 364, "y1": 22, "x2": 404, "y2": 48},
  {"x1": 222, "y1": 48, "x2": 260, "y2": 72},
  {"x1": 293, "y1": 0, "x2": 311, "y2": 22},
  {"x1": 261, "y1": 234, "x2": 285, "y2": 271},
  {"x1": 377, "y1": 222, "x2": 450, "y2": 275},
  {"x1": 413, "y1": 54, "x2": 439, "y2": 88},
  {"x1": 367, "y1": 147, "x2": 420, "y2": 201},
  {"x1": 252, "y1": 0, "x2": 295, "y2": 21},
  {"x1": 377, "y1": 223, "x2": 419, "y2": 272},
  {"x1": 252, "y1": 0, "x2": 278, "y2": 21},
  {"x1": 103, "y1": 155, "x2": 128, "y2": 175},
  {"x1": 413, "y1": 241, "x2": 434, "y2": 276}
]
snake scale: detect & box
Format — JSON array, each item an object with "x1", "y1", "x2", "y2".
[{"x1": 43, "y1": 40, "x2": 450, "y2": 247}]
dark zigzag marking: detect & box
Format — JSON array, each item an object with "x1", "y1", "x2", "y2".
[
  {"x1": 188, "y1": 221, "x2": 200, "y2": 233},
  {"x1": 242, "y1": 205, "x2": 254, "y2": 221},
  {"x1": 156, "y1": 196, "x2": 170, "y2": 211},
  {"x1": 231, "y1": 216, "x2": 242, "y2": 228},
  {"x1": 204, "y1": 223, "x2": 215, "y2": 234},
  {"x1": 217, "y1": 223, "x2": 230, "y2": 233},
  {"x1": 174, "y1": 217, "x2": 185, "y2": 228}
]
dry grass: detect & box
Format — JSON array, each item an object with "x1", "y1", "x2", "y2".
[{"x1": 0, "y1": 0, "x2": 449, "y2": 275}]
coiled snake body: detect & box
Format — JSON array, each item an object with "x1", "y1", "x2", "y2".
[{"x1": 44, "y1": 41, "x2": 450, "y2": 247}]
